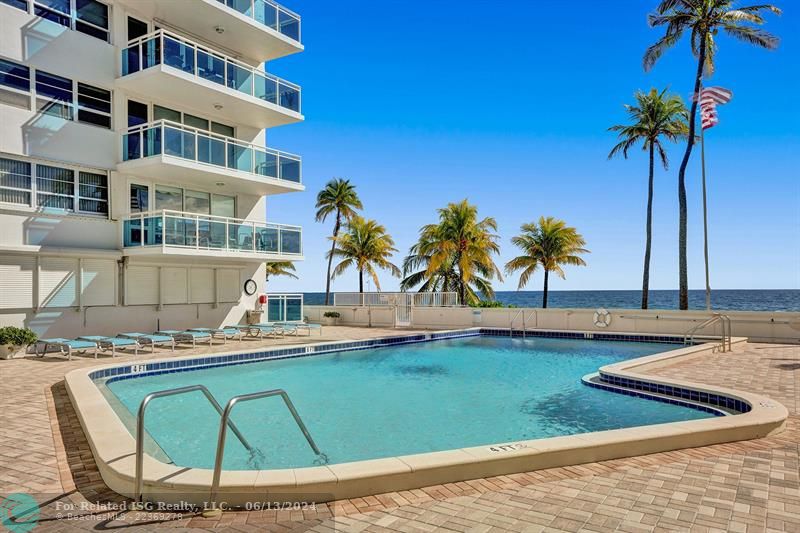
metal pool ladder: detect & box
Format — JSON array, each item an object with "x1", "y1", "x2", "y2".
[
  {"x1": 206, "y1": 389, "x2": 323, "y2": 516},
  {"x1": 509, "y1": 309, "x2": 538, "y2": 338},
  {"x1": 133, "y1": 385, "x2": 323, "y2": 511},
  {"x1": 683, "y1": 313, "x2": 732, "y2": 352}
]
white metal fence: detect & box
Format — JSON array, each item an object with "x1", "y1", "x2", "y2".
[{"x1": 333, "y1": 292, "x2": 460, "y2": 307}]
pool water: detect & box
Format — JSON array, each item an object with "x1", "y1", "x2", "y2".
[{"x1": 105, "y1": 336, "x2": 712, "y2": 470}]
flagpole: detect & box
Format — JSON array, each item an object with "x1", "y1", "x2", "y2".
[{"x1": 700, "y1": 98, "x2": 712, "y2": 311}]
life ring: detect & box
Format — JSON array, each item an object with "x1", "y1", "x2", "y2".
[{"x1": 593, "y1": 308, "x2": 611, "y2": 328}]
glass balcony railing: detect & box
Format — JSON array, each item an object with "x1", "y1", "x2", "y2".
[
  {"x1": 215, "y1": 0, "x2": 301, "y2": 43},
  {"x1": 121, "y1": 30, "x2": 301, "y2": 114},
  {"x1": 123, "y1": 210, "x2": 302, "y2": 256},
  {"x1": 122, "y1": 120, "x2": 302, "y2": 184}
]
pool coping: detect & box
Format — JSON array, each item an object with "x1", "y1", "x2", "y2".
[{"x1": 63, "y1": 328, "x2": 788, "y2": 507}]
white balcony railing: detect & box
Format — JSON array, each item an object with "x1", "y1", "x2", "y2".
[
  {"x1": 215, "y1": 0, "x2": 301, "y2": 43},
  {"x1": 121, "y1": 29, "x2": 301, "y2": 114},
  {"x1": 122, "y1": 120, "x2": 302, "y2": 185},
  {"x1": 123, "y1": 210, "x2": 302, "y2": 256}
]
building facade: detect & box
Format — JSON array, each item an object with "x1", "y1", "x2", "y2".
[{"x1": 0, "y1": 0, "x2": 304, "y2": 337}]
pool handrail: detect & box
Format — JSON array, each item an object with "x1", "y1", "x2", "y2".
[
  {"x1": 134, "y1": 384, "x2": 252, "y2": 504},
  {"x1": 205, "y1": 388, "x2": 321, "y2": 516}
]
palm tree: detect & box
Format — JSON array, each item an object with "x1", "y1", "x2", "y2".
[
  {"x1": 644, "y1": 0, "x2": 781, "y2": 310},
  {"x1": 505, "y1": 217, "x2": 589, "y2": 309},
  {"x1": 609, "y1": 88, "x2": 689, "y2": 309},
  {"x1": 401, "y1": 236, "x2": 497, "y2": 304},
  {"x1": 402, "y1": 200, "x2": 502, "y2": 306},
  {"x1": 265, "y1": 261, "x2": 298, "y2": 282},
  {"x1": 315, "y1": 178, "x2": 363, "y2": 304},
  {"x1": 329, "y1": 216, "x2": 401, "y2": 293}
]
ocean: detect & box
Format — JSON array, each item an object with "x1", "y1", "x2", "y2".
[{"x1": 302, "y1": 289, "x2": 800, "y2": 312}]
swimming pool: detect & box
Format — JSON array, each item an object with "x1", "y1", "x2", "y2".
[{"x1": 102, "y1": 334, "x2": 714, "y2": 471}]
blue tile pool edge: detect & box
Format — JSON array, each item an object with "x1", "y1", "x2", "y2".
[{"x1": 582, "y1": 373, "x2": 729, "y2": 416}]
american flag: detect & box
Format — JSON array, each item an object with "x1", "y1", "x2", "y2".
[{"x1": 699, "y1": 86, "x2": 733, "y2": 130}]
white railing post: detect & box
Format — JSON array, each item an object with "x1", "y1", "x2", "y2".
[
  {"x1": 277, "y1": 226, "x2": 282, "y2": 255},
  {"x1": 225, "y1": 219, "x2": 230, "y2": 252},
  {"x1": 195, "y1": 214, "x2": 200, "y2": 249}
]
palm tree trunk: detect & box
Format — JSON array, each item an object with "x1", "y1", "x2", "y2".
[
  {"x1": 642, "y1": 144, "x2": 655, "y2": 309},
  {"x1": 675, "y1": 37, "x2": 707, "y2": 310},
  {"x1": 359, "y1": 268, "x2": 364, "y2": 293},
  {"x1": 542, "y1": 269, "x2": 549, "y2": 309},
  {"x1": 324, "y1": 212, "x2": 341, "y2": 305}
]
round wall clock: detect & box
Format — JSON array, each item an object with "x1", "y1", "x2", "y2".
[{"x1": 243, "y1": 279, "x2": 258, "y2": 296}]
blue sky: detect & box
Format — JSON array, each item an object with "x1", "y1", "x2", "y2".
[{"x1": 265, "y1": 1, "x2": 799, "y2": 294}]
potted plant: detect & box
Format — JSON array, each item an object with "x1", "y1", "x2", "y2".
[
  {"x1": 322, "y1": 311, "x2": 340, "y2": 326},
  {"x1": 0, "y1": 326, "x2": 37, "y2": 360}
]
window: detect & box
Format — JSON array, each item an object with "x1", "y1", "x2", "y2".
[
  {"x1": 127, "y1": 100, "x2": 148, "y2": 127},
  {"x1": 26, "y1": 68, "x2": 112, "y2": 128},
  {"x1": 211, "y1": 122, "x2": 234, "y2": 137},
  {"x1": 183, "y1": 114, "x2": 208, "y2": 131},
  {"x1": 77, "y1": 82, "x2": 111, "y2": 128},
  {"x1": 35, "y1": 70, "x2": 73, "y2": 119},
  {"x1": 0, "y1": 158, "x2": 32, "y2": 205},
  {"x1": 78, "y1": 171, "x2": 108, "y2": 214},
  {"x1": 155, "y1": 185, "x2": 182, "y2": 211},
  {"x1": 1, "y1": 0, "x2": 28, "y2": 12},
  {"x1": 127, "y1": 16, "x2": 148, "y2": 41},
  {"x1": 153, "y1": 104, "x2": 181, "y2": 123},
  {"x1": 152, "y1": 104, "x2": 233, "y2": 136},
  {"x1": 33, "y1": 0, "x2": 110, "y2": 42},
  {"x1": 34, "y1": 0, "x2": 70, "y2": 27},
  {"x1": 130, "y1": 183, "x2": 149, "y2": 212},
  {"x1": 211, "y1": 194, "x2": 235, "y2": 217},
  {"x1": 0, "y1": 58, "x2": 30, "y2": 109},
  {"x1": 0, "y1": 156, "x2": 108, "y2": 216},
  {"x1": 75, "y1": 0, "x2": 109, "y2": 42},
  {"x1": 184, "y1": 189, "x2": 210, "y2": 214},
  {"x1": 36, "y1": 164, "x2": 74, "y2": 210}
]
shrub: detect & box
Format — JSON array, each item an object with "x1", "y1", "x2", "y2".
[
  {"x1": 323, "y1": 311, "x2": 341, "y2": 318},
  {"x1": 470, "y1": 301, "x2": 516, "y2": 308},
  {"x1": 0, "y1": 326, "x2": 38, "y2": 346}
]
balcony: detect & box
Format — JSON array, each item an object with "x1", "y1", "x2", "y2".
[
  {"x1": 118, "y1": 120, "x2": 303, "y2": 196},
  {"x1": 122, "y1": 210, "x2": 302, "y2": 261},
  {"x1": 118, "y1": 30, "x2": 302, "y2": 130},
  {"x1": 113, "y1": 0, "x2": 302, "y2": 62}
]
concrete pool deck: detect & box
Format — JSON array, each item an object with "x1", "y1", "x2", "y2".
[{"x1": 1, "y1": 326, "x2": 799, "y2": 531}]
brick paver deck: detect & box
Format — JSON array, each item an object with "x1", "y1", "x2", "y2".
[{"x1": 0, "y1": 329, "x2": 798, "y2": 532}]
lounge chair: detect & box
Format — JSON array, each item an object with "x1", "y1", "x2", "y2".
[
  {"x1": 233, "y1": 324, "x2": 283, "y2": 338},
  {"x1": 156, "y1": 330, "x2": 214, "y2": 348},
  {"x1": 77, "y1": 336, "x2": 141, "y2": 356},
  {"x1": 34, "y1": 338, "x2": 98, "y2": 360},
  {"x1": 119, "y1": 333, "x2": 176, "y2": 351},
  {"x1": 189, "y1": 327, "x2": 243, "y2": 343},
  {"x1": 276, "y1": 322, "x2": 322, "y2": 336}
]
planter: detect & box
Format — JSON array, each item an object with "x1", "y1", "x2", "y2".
[
  {"x1": 0, "y1": 344, "x2": 25, "y2": 360},
  {"x1": 321, "y1": 316, "x2": 339, "y2": 326}
]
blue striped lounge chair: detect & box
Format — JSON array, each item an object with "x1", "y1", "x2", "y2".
[
  {"x1": 119, "y1": 333, "x2": 176, "y2": 352},
  {"x1": 156, "y1": 330, "x2": 214, "y2": 348},
  {"x1": 34, "y1": 338, "x2": 98, "y2": 360},
  {"x1": 77, "y1": 336, "x2": 141, "y2": 357},
  {"x1": 189, "y1": 327, "x2": 243, "y2": 343}
]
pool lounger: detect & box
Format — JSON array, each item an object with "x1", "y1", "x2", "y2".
[
  {"x1": 157, "y1": 330, "x2": 214, "y2": 348},
  {"x1": 119, "y1": 333, "x2": 176, "y2": 351},
  {"x1": 189, "y1": 327, "x2": 243, "y2": 343},
  {"x1": 233, "y1": 324, "x2": 283, "y2": 339},
  {"x1": 254, "y1": 323, "x2": 299, "y2": 336},
  {"x1": 77, "y1": 336, "x2": 141, "y2": 357},
  {"x1": 276, "y1": 322, "x2": 323, "y2": 336},
  {"x1": 34, "y1": 338, "x2": 98, "y2": 360}
]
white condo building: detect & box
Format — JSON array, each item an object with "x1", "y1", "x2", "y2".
[{"x1": 0, "y1": 0, "x2": 304, "y2": 337}]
